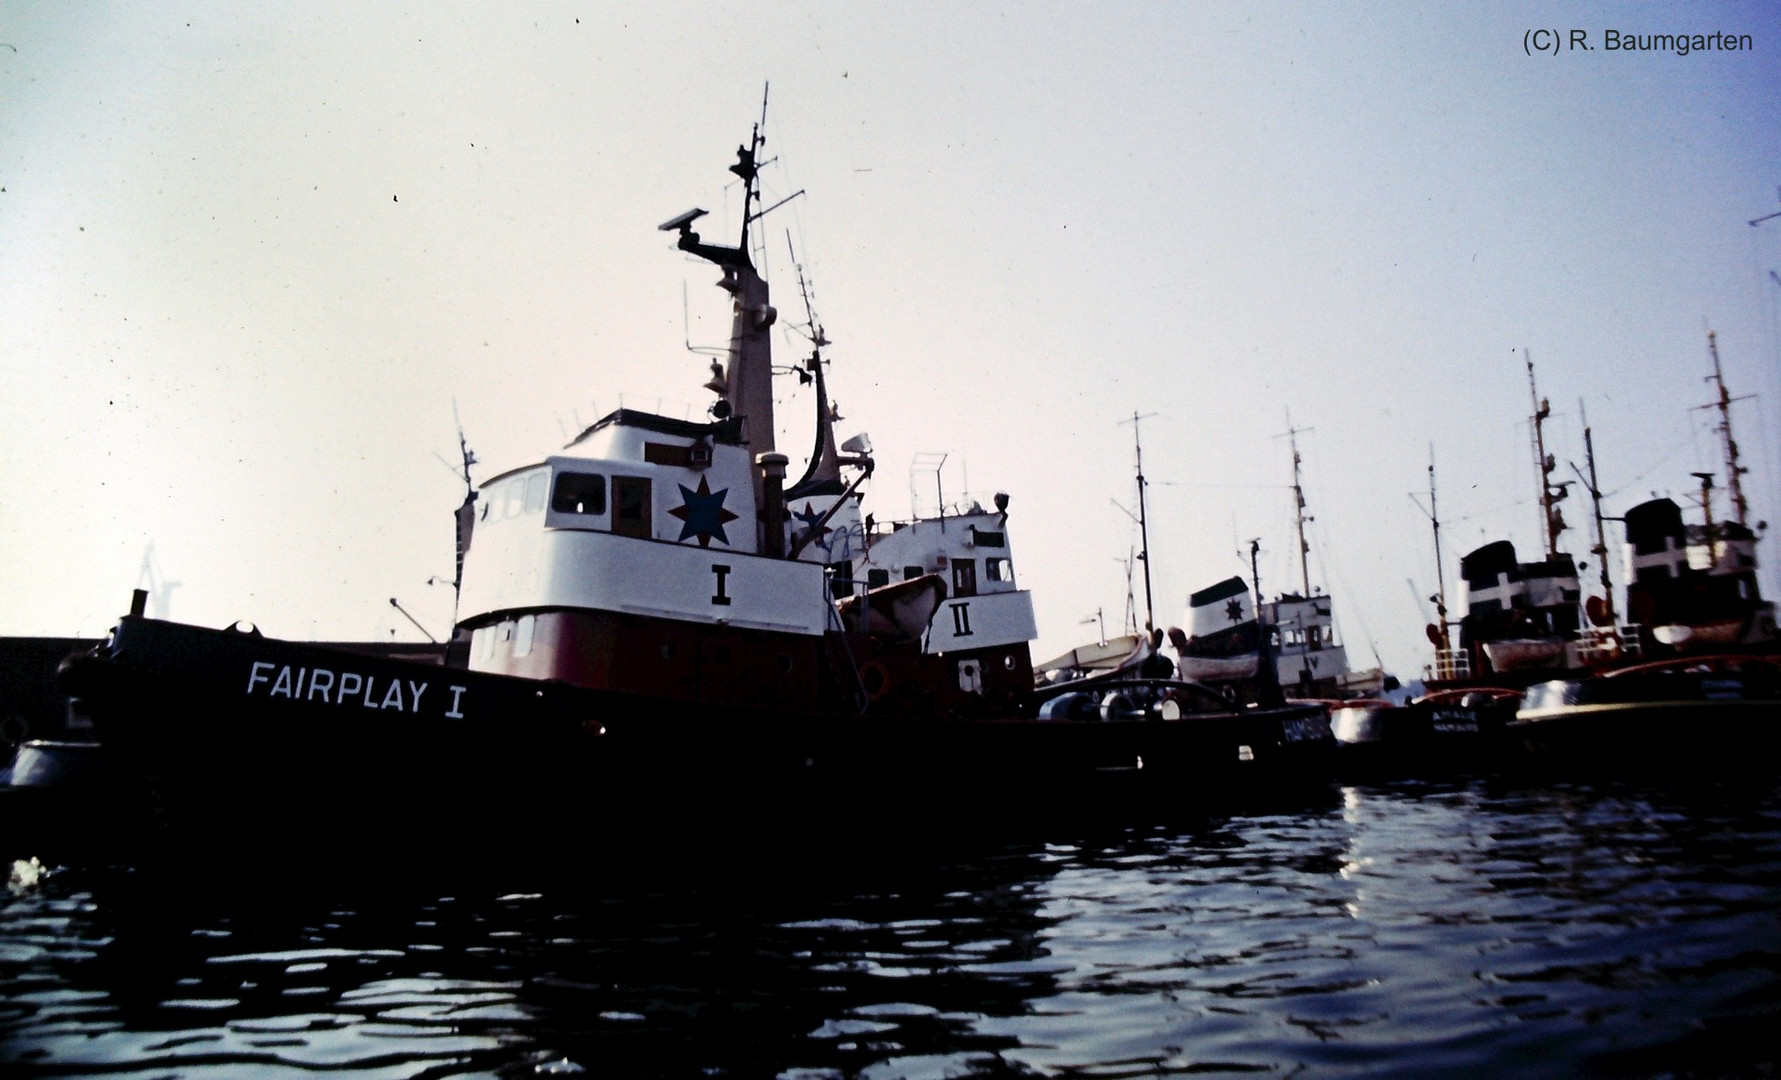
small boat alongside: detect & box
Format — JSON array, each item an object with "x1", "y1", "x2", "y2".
[
  {"x1": 1035, "y1": 633, "x2": 1154, "y2": 686},
  {"x1": 1030, "y1": 652, "x2": 1334, "y2": 786},
  {"x1": 1314, "y1": 685, "x2": 1525, "y2": 778},
  {"x1": 0, "y1": 740, "x2": 121, "y2": 861},
  {"x1": 1511, "y1": 654, "x2": 1781, "y2": 769},
  {"x1": 1321, "y1": 697, "x2": 1402, "y2": 775},
  {"x1": 1342, "y1": 683, "x2": 1532, "y2": 781}
]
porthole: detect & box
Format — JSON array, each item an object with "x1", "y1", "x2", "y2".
[
  {"x1": 776, "y1": 653, "x2": 794, "y2": 674},
  {"x1": 859, "y1": 661, "x2": 890, "y2": 699}
]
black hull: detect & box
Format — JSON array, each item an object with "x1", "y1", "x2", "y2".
[
  {"x1": 1327, "y1": 696, "x2": 1524, "y2": 781},
  {"x1": 1511, "y1": 663, "x2": 1781, "y2": 773},
  {"x1": 56, "y1": 617, "x2": 1336, "y2": 864}
]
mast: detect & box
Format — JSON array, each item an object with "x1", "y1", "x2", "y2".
[
  {"x1": 1706, "y1": 330, "x2": 1750, "y2": 528},
  {"x1": 1120, "y1": 551, "x2": 1139, "y2": 636},
  {"x1": 1525, "y1": 350, "x2": 1569, "y2": 559},
  {"x1": 659, "y1": 92, "x2": 780, "y2": 500},
  {"x1": 1578, "y1": 401, "x2": 1615, "y2": 626},
  {"x1": 1285, "y1": 414, "x2": 1313, "y2": 596},
  {"x1": 1120, "y1": 411, "x2": 1157, "y2": 632},
  {"x1": 1420, "y1": 446, "x2": 1450, "y2": 649},
  {"x1": 449, "y1": 410, "x2": 478, "y2": 624},
  {"x1": 1249, "y1": 539, "x2": 1263, "y2": 623},
  {"x1": 1249, "y1": 538, "x2": 1285, "y2": 706}
]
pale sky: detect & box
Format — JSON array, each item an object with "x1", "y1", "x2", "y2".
[{"x1": 4, "y1": 3, "x2": 1779, "y2": 682}]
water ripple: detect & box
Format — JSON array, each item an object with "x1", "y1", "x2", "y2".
[{"x1": 1, "y1": 777, "x2": 1778, "y2": 1076}]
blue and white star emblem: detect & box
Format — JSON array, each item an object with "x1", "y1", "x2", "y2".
[
  {"x1": 792, "y1": 502, "x2": 832, "y2": 549},
  {"x1": 668, "y1": 476, "x2": 739, "y2": 548}
]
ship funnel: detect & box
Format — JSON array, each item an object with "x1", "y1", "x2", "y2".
[{"x1": 758, "y1": 453, "x2": 789, "y2": 558}]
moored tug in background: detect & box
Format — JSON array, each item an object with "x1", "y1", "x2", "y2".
[
  {"x1": 1171, "y1": 424, "x2": 1388, "y2": 706},
  {"x1": 1509, "y1": 332, "x2": 1781, "y2": 765}
]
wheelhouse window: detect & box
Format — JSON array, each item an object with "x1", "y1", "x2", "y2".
[
  {"x1": 612, "y1": 476, "x2": 652, "y2": 539},
  {"x1": 551, "y1": 472, "x2": 607, "y2": 515},
  {"x1": 985, "y1": 557, "x2": 1013, "y2": 584},
  {"x1": 952, "y1": 559, "x2": 977, "y2": 597},
  {"x1": 524, "y1": 472, "x2": 549, "y2": 514}
]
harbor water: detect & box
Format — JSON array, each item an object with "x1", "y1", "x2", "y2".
[{"x1": 4, "y1": 775, "x2": 1780, "y2": 1078}]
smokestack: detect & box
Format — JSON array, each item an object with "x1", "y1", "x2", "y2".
[{"x1": 758, "y1": 453, "x2": 789, "y2": 558}]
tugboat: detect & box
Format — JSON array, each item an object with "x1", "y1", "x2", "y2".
[
  {"x1": 1616, "y1": 331, "x2": 1777, "y2": 658},
  {"x1": 1387, "y1": 449, "x2": 1524, "y2": 770},
  {"x1": 1171, "y1": 423, "x2": 1385, "y2": 703},
  {"x1": 1362, "y1": 355, "x2": 1636, "y2": 776},
  {"x1": 1029, "y1": 413, "x2": 1335, "y2": 771},
  {"x1": 1509, "y1": 332, "x2": 1781, "y2": 767},
  {"x1": 1400, "y1": 354, "x2": 1626, "y2": 770},
  {"x1": 1437, "y1": 354, "x2": 1602, "y2": 683},
  {"x1": 59, "y1": 113, "x2": 1333, "y2": 857}
]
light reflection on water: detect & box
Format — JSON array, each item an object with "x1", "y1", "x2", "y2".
[{"x1": 3, "y1": 777, "x2": 1780, "y2": 1077}]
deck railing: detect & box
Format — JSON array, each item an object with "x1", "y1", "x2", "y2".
[
  {"x1": 1431, "y1": 648, "x2": 1471, "y2": 681},
  {"x1": 1574, "y1": 625, "x2": 1642, "y2": 667}
]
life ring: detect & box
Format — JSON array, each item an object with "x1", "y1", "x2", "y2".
[{"x1": 858, "y1": 661, "x2": 891, "y2": 700}]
